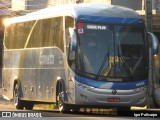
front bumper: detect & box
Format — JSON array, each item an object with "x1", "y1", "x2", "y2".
[{"x1": 74, "y1": 81, "x2": 147, "y2": 108}]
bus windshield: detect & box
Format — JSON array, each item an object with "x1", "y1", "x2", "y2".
[{"x1": 76, "y1": 22, "x2": 147, "y2": 81}]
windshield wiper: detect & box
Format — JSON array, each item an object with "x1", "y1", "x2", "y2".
[
  {"x1": 77, "y1": 48, "x2": 85, "y2": 71},
  {"x1": 118, "y1": 53, "x2": 133, "y2": 78},
  {"x1": 95, "y1": 52, "x2": 109, "y2": 79},
  {"x1": 117, "y1": 40, "x2": 133, "y2": 78}
]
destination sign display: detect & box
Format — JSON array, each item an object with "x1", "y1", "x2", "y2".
[
  {"x1": 78, "y1": 23, "x2": 109, "y2": 34},
  {"x1": 86, "y1": 24, "x2": 107, "y2": 30}
]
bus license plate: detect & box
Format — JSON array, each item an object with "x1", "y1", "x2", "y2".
[{"x1": 107, "y1": 97, "x2": 120, "y2": 102}]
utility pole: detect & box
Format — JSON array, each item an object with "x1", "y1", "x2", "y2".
[
  {"x1": 145, "y1": 0, "x2": 153, "y2": 32},
  {"x1": 146, "y1": 0, "x2": 156, "y2": 108}
]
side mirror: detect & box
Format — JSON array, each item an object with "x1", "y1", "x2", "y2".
[
  {"x1": 147, "y1": 32, "x2": 159, "y2": 55},
  {"x1": 69, "y1": 28, "x2": 77, "y2": 51}
]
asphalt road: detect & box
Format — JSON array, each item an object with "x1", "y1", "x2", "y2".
[
  {"x1": 0, "y1": 102, "x2": 159, "y2": 120},
  {"x1": 0, "y1": 90, "x2": 159, "y2": 119}
]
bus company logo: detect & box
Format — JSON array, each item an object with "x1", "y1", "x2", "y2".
[
  {"x1": 112, "y1": 89, "x2": 117, "y2": 94},
  {"x1": 39, "y1": 54, "x2": 54, "y2": 65},
  {"x1": 136, "y1": 82, "x2": 145, "y2": 87},
  {"x1": 87, "y1": 24, "x2": 107, "y2": 30}
]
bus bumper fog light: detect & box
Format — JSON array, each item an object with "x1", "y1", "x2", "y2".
[{"x1": 80, "y1": 94, "x2": 88, "y2": 102}]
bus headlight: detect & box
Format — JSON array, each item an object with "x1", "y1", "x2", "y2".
[{"x1": 77, "y1": 82, "x2": 94, "y2": 91}]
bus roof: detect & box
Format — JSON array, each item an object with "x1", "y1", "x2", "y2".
[{"x1": 5, "y1": 4, "x2": 143, "y2": 25}]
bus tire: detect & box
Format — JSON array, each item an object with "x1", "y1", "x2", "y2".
[
  {"x1": 147, "y1": 94, "x2": 157, "y2": 108},
  {"x1": 24, "y1": 101, "x2": 34, "y2": 110},
  {"x1": 56, "y1": 82, "x2": 69, "y2": 113},
  {"x1": 14, "y1": 84, "x2": 24, "y2": 110},
  {"x1": 117, "y1": 107, "x2": 131, "y2": 115},
  {"x1": 70, "y1": 105, "x2": 80, "y2": 113}
]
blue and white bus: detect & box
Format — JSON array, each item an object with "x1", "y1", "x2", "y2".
[{"x1": 2, "y1": 4, "x2": 159, "y2": 112}]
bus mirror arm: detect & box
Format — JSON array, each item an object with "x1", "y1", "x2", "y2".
[
  {"x1": 147, "y1": 32, "x2": 159, "y2": 55},
  {"x1": 69, "y1": 28, "x2": 78, "y2": 51}
]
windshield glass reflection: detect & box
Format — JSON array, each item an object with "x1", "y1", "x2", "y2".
[{"x1": 76, "y1": 23, "x2": 147, "y2": 81}]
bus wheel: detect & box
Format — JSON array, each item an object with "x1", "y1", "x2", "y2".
[
  {"x1": 117, "y1": 107, "x2": 131, "y2": 115},
  {"x1": 56, "y1": 84, "x2": 69, "y2": 113},
  {"x1": 25, "y1": 101, "x2": 34, "y2": 110},
  {"x1": 71, "y1": 105, "x2": 80, "y2": 113},
  {"x1": 147, "y1": 94, "x2": 157, "y2": 108},
  {"x1": 14, "y1": 84, "x2": 24, "y2": 109}
]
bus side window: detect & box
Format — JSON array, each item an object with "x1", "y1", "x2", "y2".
[
  {"x1": 48, "y1": 18, "x2": 55, "y2": 46},
  {"x1": 43, "y1": 18, "x2": 55, "y2": 47},
  {"x1": 43, "y1": 19, "x2": 52, "y2": 47},
  {"x1": 17, "y1": 23, "x2": 26, "y2": 49},
  {"x1": 65, "y1": 17, "x2": 75, "y2": 69},
  {"x1": 4, "y1": 25, "x2": 11, "y2": 49},
  {"x1": 27, "y1": 20, "x2": 43, "y2": 48},
  {"x1": 11, "y1": 24, "x2": 17, "y2": 49},
  {"x1": 65, "y1": 17, "x2": 73, "y2": 54},
  {"x1": 53, "y1": 17, "x2": 64, "y2": 52}
]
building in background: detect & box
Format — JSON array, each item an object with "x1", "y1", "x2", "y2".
[
  {"x1": 3, "y1": 0, "x2": 160, "y2": 38},
  {"x1": 0, "y1": 0, "x2": 158, "y2": 44},
  {"x1": 112, "y1": 0, "x2": 143, "y2": 10},
  {"x1": 12, "y1": 0, "x2": 49, "y2": 11},
  {"x1": 0, "y1": 0, "x2": 158, "y2": 38}
]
